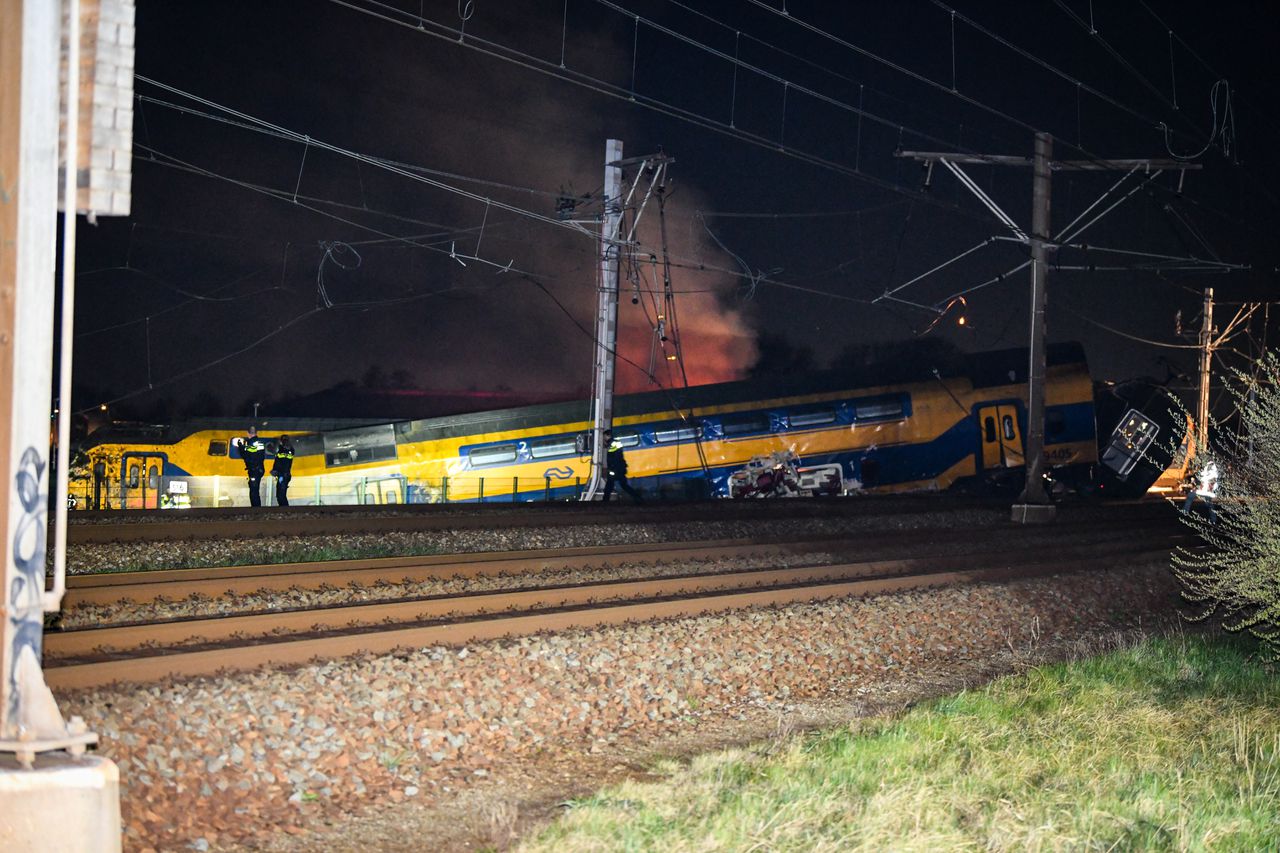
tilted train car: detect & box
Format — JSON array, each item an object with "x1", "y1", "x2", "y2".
[
  {"x1": 1093, "y1": 378, "x2": 1191, "y2": 497},
  {"x1": 75, "y1": 343, "x2": 1109, "y2": 509}
]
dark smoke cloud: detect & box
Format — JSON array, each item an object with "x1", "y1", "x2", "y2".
[{"x1": 73, "y1": 1, "x2": 757, "y2": 416}]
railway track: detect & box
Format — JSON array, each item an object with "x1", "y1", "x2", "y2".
[
  {"x1": 46, "y1": 516, "x2": 1188, "y2": 691},
  {"x1": 64, "y1": 493, "x2": 1059, "y2": 544},
  {"x1": 63, "y1": 512, "x2": 1175, "y2": 607}
]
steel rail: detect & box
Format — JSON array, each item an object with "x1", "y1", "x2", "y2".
[
  {"x1": 64, "y1": 494, "x2": 1113, "y2": 545},
  {"x1": 63, "y1": 538, "x2": 840, "y2": 606},
  {"x1": 46, "y1": 537, "x2": 1178, "y2": 659},
  {"x1": 44, "y1": 536, "x2": 1181, "y2": 689},
  {"x1": 64, "y1": 516, "x2": 1176, "y2": 606}
]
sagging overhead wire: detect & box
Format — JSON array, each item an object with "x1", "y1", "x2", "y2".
[
  {"x1": 695, "y1": 213, "x2": 779, "y2": 301},
  {"x1": 142, "y1": 116, "x2": 879, "y2": 311},
  {"x1": 1159, "y1": 80, "x2": 1236, "y2": 162},
  {"x1": 135, "y1": 141, "x2": 531, "y2": 278},
  {"x1": 1057, "y1": 302, "x2": 1200, "y2": 350},
  {"x1": 316, "y1": 241, "x2": 361, "y2": 308}
]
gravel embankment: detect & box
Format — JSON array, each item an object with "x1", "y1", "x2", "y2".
[
  {"x1": 63, "y1": 511, "x2": 1157, "y2": 631},
  {"x1": 59, "y1": 557, "x2": 1180, "y2": 852},
  {"x1": 58, "y1": 552, "x2": 842, "y2": 631},
  {"x1": 66, "y1": 509, "x2": 1008, "y2": 573}
]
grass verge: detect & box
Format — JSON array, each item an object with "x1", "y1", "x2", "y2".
[{"x1": 522, "y1": 633, "x2": 1279, "y2": 852}]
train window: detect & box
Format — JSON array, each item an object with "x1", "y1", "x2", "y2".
[
  {"x1": 1046, "y1": 411, "x2": 1066, "y2": 437},
  {"x1": 148, "y1": 465, "x2": 159, "y2": 490},
  {"x1": 531, "y1": 437, "x2": 576, "y2": 459},
  {"x1": 984, "y1": 417, "x2": 997, "y2": 443},
  {"x1": 789, "y1": 409, "x2": 835, "y2": 428},
  {"x1": 265, "y1": 440, "x2": 278, "y2": 455},
  {"x1": 613, "y1": 431, "x2": 640, "y2": 448},
  {"x1": 721, "y1": 414, "x2": 768, "y2": 436},
  {"x1": 1002, "y1": 415, "x2": 1016, "y2": 441},
  {"x1": 469, "y1": 444, "x2": 517, "y2": 466},
  {"x1": 655, "y1": 426, "x2": 700, "y2": 443},
  {"x1": 207, "y1": 440, "x2": 228, "y2": 457},
  {"x1": 326, "y1": 447, "x2": 398, "y2": 467},
  {"x1": 323, "y1": 424, "x2": 398, "y2": 468},
  {"x1": 290, "y1": 434, "x2": 323, "y2": 457},
  {"x1": 127, "y1": 463, "x2": 139, "y2": 488},
  {"x1": 855, "y1": 399, "x2": 903, "y2": 420}
]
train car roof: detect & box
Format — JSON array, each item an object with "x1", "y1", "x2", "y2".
[
  {"x1": 80, "y1": 416, "x2": 389, "y2": 447},
  {"x1": 79, "y1": 342, "x2": 1089, "y2": 448},
  {"x1": 393, "y1": 342, "x2": 1089, "y2": 442}
]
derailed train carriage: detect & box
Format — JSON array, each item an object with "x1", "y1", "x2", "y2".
[{"x1": 73, "y1": 342, "x2": 1180, "y2": 509}]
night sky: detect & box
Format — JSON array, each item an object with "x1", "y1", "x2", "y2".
[{"x1": 70, "y1": 1, "x2": 1280, "y2": 421}]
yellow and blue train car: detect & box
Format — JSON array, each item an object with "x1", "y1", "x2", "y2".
[
  {"x1": 407, "y1": 341, "x2": 1098, "y2": 502},
  {"x1": 74, "y1": 417, "x2": 387, "y2": 509},
  {"x1": 76, "y1": 343, "x2": 1104, "y2": 508}
]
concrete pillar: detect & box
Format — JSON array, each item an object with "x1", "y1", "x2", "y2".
[
  {"x1": 0, "y1": 4, "x2": 120, "y2": 849},
  {"x1": 0, "y1": 753, "x2": 121, "y2": 852}
]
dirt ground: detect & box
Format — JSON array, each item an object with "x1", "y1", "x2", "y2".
[{"x1": 251, "y1": 621, "x2": 1176, "y2": 853}]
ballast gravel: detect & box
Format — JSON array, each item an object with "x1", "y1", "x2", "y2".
[
  {"x1": 58, "y1": 552, "x2": 846, "y2": 631},
  {"x1": 58, "y1": 559, "x2": 1181, "y2": 852},
  {"x1": 66, "y1": 510, "x2": 1008, "y2": 574}
]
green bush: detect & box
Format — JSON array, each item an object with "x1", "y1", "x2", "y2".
[{"x1": 1172, "y1": 352, "x2": 1280, "y2": 659}]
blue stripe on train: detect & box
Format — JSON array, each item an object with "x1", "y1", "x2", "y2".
[{"x1": 464, "y1": 399, "x2": 1095, "y2": 501}]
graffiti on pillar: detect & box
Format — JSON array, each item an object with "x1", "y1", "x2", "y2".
[{"x1": 7, "y1": 447, "x2": 46, "y2": 724}]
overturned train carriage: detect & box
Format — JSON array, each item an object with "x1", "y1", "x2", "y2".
[{"x1": 77, "y1": 343, "x2": 1121, "y2": 509}]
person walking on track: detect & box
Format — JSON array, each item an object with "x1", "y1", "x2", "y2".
[{"x1": 603, "y1": 429, "x2": 643, "y2": 504}]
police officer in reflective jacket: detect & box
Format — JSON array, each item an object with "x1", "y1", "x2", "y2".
[
  {"x1": 272, "y1": 434, "x2": 295, "y2": 506},
  {"x1": 236, "y1": 425, "x2": 267, "y2": 507},
  {"x1": 603, "y1": 429, "x2": 643, "y2": 503}
]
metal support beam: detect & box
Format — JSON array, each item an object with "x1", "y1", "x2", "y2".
[
  {"x1": 582, "y1": 139, "x2": 625, "y2": 501},
  {"x1": 581, "y1": 142, "x2": 673, "y2": 501},
  {"x1": 1015, "y1": 132, "x2": 1054, "y2": 510},
  {"x1": 897, "y1": 136, "x2": 1215, "y2": 523},
  {"x1": 897, "y1": 150, "x2": 1201, "y2": 172}
]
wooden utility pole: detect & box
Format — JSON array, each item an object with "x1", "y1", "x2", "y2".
[{"x1": 1196, "y1": 287, "x2": 1213, "y2": 454}]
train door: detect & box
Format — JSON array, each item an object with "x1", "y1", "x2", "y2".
[
  {"x1": 121, "y1": 452, "x2": 167, "y2": 509},
  {"x1": 976, "y1": 405, "x2": 1025, "y2": 471}
]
